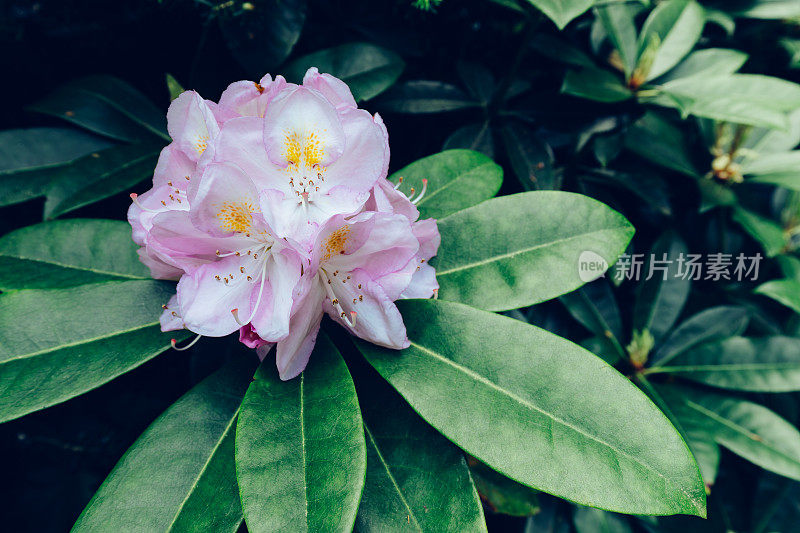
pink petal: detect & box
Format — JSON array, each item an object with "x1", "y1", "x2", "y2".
[
  {"x1": 400, "y1": 262, "x2": 439, "y2": 299},
  {"x1": 160, "y1": 294, "x2": 185, "y2": 331},
  {"x1": 250, "y1": 247, "x2": 304, "y2": 342},
  {"x1": 167, "y1": 91, "x2": 220, "y2": 162},
  {"x1": 320, "y1": 107, "x2": 387, "y2": 194},
  {"x1": 189, "y1": 162, "x2": 261, "y2": 237},
  {"x1": 302, "y1": 67, "x2": 357, "y2": 109},
  {"x1": 275, "y1": 283, "x2": 326, "y2": 380}
]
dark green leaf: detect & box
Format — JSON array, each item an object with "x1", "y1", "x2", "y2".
[
  {"x1": 43, "y1": 143, "x2": 162, "y2": 219},
  {"x1": 756, "y1": 279, "x2": 800, "y2": 314},
  {"x1": 526, "y1": 0, "x2": 594, "y2": 30},
  {"x1": 0, "y1": 280, "x2": 185, "y2": 423},
  {"x1": 28, "y1": 75, "x2": 168, "y2": 142},
  {"x1": 660, "y1": 385, "x2": 800, "y2": 482},
  {"x1": 560, "y1": 279, "x2": 625, "y2": 359},
  {"x1": 650, "y1": 306, "x2": 750, "y2": 366},
  {"x1": 562, "y1": 68, "x2": 633, "y2": 103},
  {"x1": 457, "y1": 61, "x2": 495, "y2": 106},
  {"x1": 0, "y1": 128, "x2": 114, "y2": 207},
  {"x1": 388, "y1": 149, "x2": 502, "y2": 220},
  {"x1": 73, "y1": 355, "x2": 255, "y2": 532},
  {"x1": 359, "y1": 299, "x2": 707, "y2": 517},
  {"x1": 632, "y1": 231, "x2": 691, "y2": 343},
  {"x1": 0, "y1": 219, "x2": 149, "y2": 290},
  {"x1": 655, "y1": 48, "x2": 747, "y2": 84},
  {"x1": 573, "y1": 507, "x2": 632, "y2": 533},
  {"x1": 284, "y1": 42, "x2": 404, "y2": 101},
  {"x1": 624, "y1": 112, "x2": 699, "y2": 177},
  {"x1": 595, "y1": 3, "x2": 639, "y2": 79},
  {"x1": 732, "y1": 207, "x2": 786, "y2": 257},
  {"x1": 433, "y1": 191, "x2": 635, "y2": 311},
  {"x1": 217, "y1": 0, "x2": 306, "y2": 76},
  {"x1": 470, "y1": 460, "x2": 540, "y2": 517},
  {"x1": 378, "y1": 81, "x2": 479, "y2": 114},
  {"x1": 654, "y1": 336, "x2": 800, "y2": 392},
  {"x1": 501, "y1": 122, "x2": 558, "y2": 191},
  {"x1": 355, "y1": 368, "x2": 486, "y2": 532},
  {"x1": 166, "y1": 73, "x2": 185, "y2": 102},
  {"x1": 236, "y1": 332, "x2": 365, "y2": 532},
  {"x1": 443, "y1": 122, "x2": 495, "y2": 159},
  {"x1": 579, "y1": 169, "x2": 672, "y2": 216}
]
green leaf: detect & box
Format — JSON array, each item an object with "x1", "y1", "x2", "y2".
[
  {"x1": 660, "y1": 385, "x2": 800, "y2": 482},
  {"x1": 217, "y1": 0, "x2": 306, "y2": 76},
  {"x1": 0, "y1": 219, "x2": 149, "y2": 290},
  {"x1": 0, "y1": 280, "x2": 185, "y2": 423},
  {"x1": 595, "y1": 3, "x2": 639, "y2": 79},
  {"x1": 732, "y1": 207, "x2": 786, "y2": 257},
  {"x1": 624, "y1": 112, "x2": 699, "y2": 177},
  {"x1": 358, "y1": 299, "x2": 707, "y2": 517},
  {"x1": 284, "y1": 42, "x2": 404, "y2": 101},
  {"x1": 560, "y1": 279, "x2": 625, "y2": 359},
  {"x1": 28, "y1": 75, "x2": 169, "y2": 142},
  {"x1": 355, "y1": 367, "x2": 486, "y2": 532},
  {"x1": 43, "y1": 143, "x2": 162, "y2": 219},
  {"x1": 650, "y1": 306, "x2": 750, "y2": 367},
  {"x1": 732, "y1": 0, "x2": 800, "y2": 20},
  {"x1": 235, "y1": 332, "x2": 365, "y2": 532},
  {"x1": 756, "y1": 279, "x2": 800, "y2": 314},
  {"x1": 655, "y1": 48, "x2": 748, "y2": 84},
  {"x1": 652, "y1": 336, "x2": 800, "y2": 392},
  {"x1": 526, "y1": 0, "x2": 594, "y2": 30},
  {"x1": 434, "y1": 191, "x2": 634, "y2": 311},
  {"x1": 637, "y1": 0, "x2": 706, "y2": 82},
  {"x1": 655, "y1": 75, "x2": 800, "y2": 129},
  {"x1": 579, "y1": 169, "x2": 672, "y2": 216},
  {"x1": 573, "y1": 507, "x2": 632, "y2": 533},
  {"x1": 388, "y1": 149, "x2": 502, "y2": 220},
  {"x1": 166, "y1": 73, "x2": 185, "y2": 102},
  {"x1": 73, "y1": 355, "x2": 255, "y2": 532},
  {"x1": 781, "y1": 38, "x2": 800, "y2": 69},
  {"x1": 457, "y1": 61, "x2": 496, "y2": 106},
  {"x1": 443, "y1": 122, "x2": 495, "y2": 159},
  {"x1": 378, "y1": 81, "x2": 479, "y2": 114},
  {"x1": 529, "y1": 33, "x2": 595, "y2": 69},
  {"x1": 562, "y1": 68, "x2": 633, "y2": 103},
  {"x1": 470, "y1": 460, "x2": 540, "y2": 517},
  {"x1": 742, "y1": 109, "x2": 800, "y2": 154},
  {"x1": 744, "y1": 151, "x2": 800, "y2": 190},
  {"x1": 697, "y1": 179, "x2": 737, "y2": 212},
  {"x1": 0, "y1": 127, "x2": 113, "y2": 207},
  {"x1": 632, "y1": 231, "x2": 691, "y2": 343},
  {"x1": 501, "y1": 122, "x2": 559, "y2": 191}
]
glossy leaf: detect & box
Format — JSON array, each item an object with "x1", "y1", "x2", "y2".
[
  {"x1": 43, "y1": 143, "x2": 162, "y2": 219},
  {"x1": 637, "y1": 0, "x2": 706, "y2": 81},
  {"x1": 73, "y1": 355, "x2": 256, "y2": 532},
  {"x1": 457, "y1": 61, "x2": 495, "y2": 106},
  {"x1": 217, "y1": 0, "x2": 306, "y2": 75},
  {"x1": 732, "y1": 207, "x2": 786, "y2": 257},
  {"x1": 501, "y1": 122, "x2": 558, "y2": 191},
  {"x1": 631, "y1": 231, "x2": 690, "y2": 343},
  {"x1": 235, "y1": 332, "x2": 365, "y2": 533},
  {"x1": 378, "y1": 81, "x2": 479, "y2": 113},
  {"x1": 0, "y1": 219, "x2": 149, "y2": 290},
  {"x1": 0, "y1": 127, "x2": 113, "y2": 207},
  {"x1": 655, "y1": 48, "x2": 747, "y2": 84},
  {"x1": 28, "y1": 75, "x2": 168, "y2": 142},
  {"x1": 741, "y1": 109, "x2": 800, "y2": 154},
  {"x1": 0, "y1": 280, "x2": 186, "y2": 423},
  {"x1": 756, "y1": 279, "x2": 800, "y2": 314},
  {"x1": 573, "y1": 507, "x2": 632, "y2": 533},
  {"x1": 649, "y1": 306, "x2": 750, "y2": 367},
  {"x1": 443, "y1": 122, "x2": 495, "y2": 158},
  {"x1": 744, "y1": 151, "x2": 800, "y2": 190},
  {"x1": 624, "y1": 112, "x2": 698, "y2": 177},
  {"x1": 595, "y1": 3, "x2": 639, "y2": 78},
  {"x1": 661, "y1": 385, "x2": 800, "y2": 482},
  {"x1": 388, "y1": 149, "x2": 502, "y2": 220},
  {"x1": 355, "y1": 366, "x2": 486, "y2": 532},
  {"x1": 579, "y1": 169, "x2": 672, "y2": 216},
  {"x1": 562, "y1": 68, "x2": 633, "y2": 103},
  {"x1": 359, "y1": 299, "x2": 707, "y2": 517},
  {"x1": 653, "y1": 336, "x2": 800, "y2": 392},
  {"x1": 560, "y1": 279, "x2": 625, "y2": 359},
  {"x1": 433, "y1": 191, "x2": 635, "y2": 311},
  {"x1": 733, "y1": 1, "x2": 800, "y2": 20},
  {"x1": 526, "y1": 0, "x2": 594, "y2": 30},
  {"x1": 284, "y1": 42, "x2": 404, "y2": 101}
]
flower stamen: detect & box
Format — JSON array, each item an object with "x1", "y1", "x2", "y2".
[{"x1": 171, "y1": 334, "x2": 202, "y2": 351}]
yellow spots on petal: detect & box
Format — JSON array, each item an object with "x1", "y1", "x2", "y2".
[
  {"x1": 217, "y1": 201, "x2": 258, "y2": 233},
  {"x1": 195, "y1": 135, "x2": 209, "y2": 155},
  {"x1": 284, "y1": 131, "x2": 324, "y2": 167},
  {"x1": 322, "y1": 225, "x2": 350, "y2": 262}
]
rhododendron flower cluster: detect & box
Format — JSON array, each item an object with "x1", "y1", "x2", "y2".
[{"x1": 129, "y1": 69, "x2": 439, "y2": 379}]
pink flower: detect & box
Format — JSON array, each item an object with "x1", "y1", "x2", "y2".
[{"x1": 129, "y1": 69, "x2": 440, "y2": 379}]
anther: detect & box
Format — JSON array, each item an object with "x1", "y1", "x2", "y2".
[
  {"x1": 240, "y1": 266, "x2": 245, "y2": 273},
  {"x1": 433, "y1": 288, "x2": 439, "y2": 299},
  {"x1": 129, "y1": 193, "x2": 159, "y2": 213},
  {"x1": 411, "y1": 178, "x2": 428, "y2": 205},
  {"x1": 394, "y1": 176, "x2": 404, "y2": 190}
]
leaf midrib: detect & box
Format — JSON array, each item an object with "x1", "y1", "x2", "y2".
[
  {"x1": 165, "y1": 410, "x2": 240, "y2": 532},
  {"x1": 651, "y1": 361, "x2": 800, "y2": 374},
  {"x1": 435, "y1": 226, "x2": 629, "y2": 277},
  {"x1": 72, "y1": 86, "x2": 171, "y2": 141},
  {"x1": 407, "y1": 340, "x2": 702, "y2": 512},
  {"x1": 0, "y1": 253, "x2": 147, "y2": 281},
  {"x1": 364, "y1": 424, "x2": 423, "y2": 531},
  {"x1": 1, "y1": 320, "x2": 160, "y2": 363},
  {"x1": 300, "y1": 373, "x2": 310, "y2": 530},
  {"x1": 416, "y1": 161, "x2": 497, "y2": 208}
]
